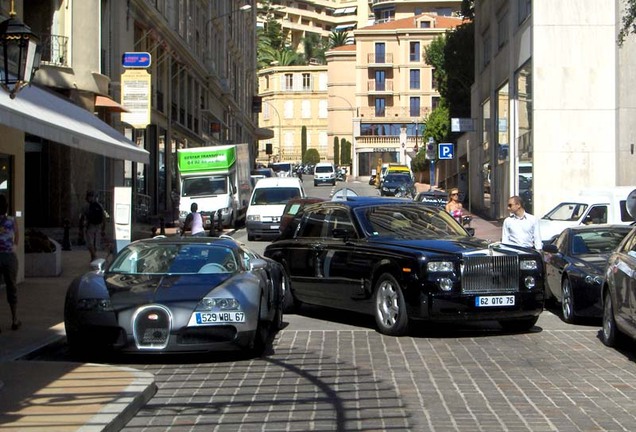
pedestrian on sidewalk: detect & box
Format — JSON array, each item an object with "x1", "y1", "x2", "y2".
[
  {"x1": 445, "y1": 188, "x2": 464, "y2": 224},
  {"x1": 80, "y1": 191, "x2": 107, "y2": 262},
  {"x1": 502, "y1": 195, "x2": 542, "y2": 250},
  {"x1": 0, "y1": 194, "x2": 20, "y2": 331},
  {"x1": 182, "y1": 202, "x2": 206, "y2": 237}
]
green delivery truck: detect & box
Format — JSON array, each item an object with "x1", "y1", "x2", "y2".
[{"x1": 177, "y1": 144, "x2": 252, "y2": 230}]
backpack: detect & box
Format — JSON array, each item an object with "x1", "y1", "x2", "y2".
[{"x1": 87, "y1": 201, "x2": 104, "y2": 225}]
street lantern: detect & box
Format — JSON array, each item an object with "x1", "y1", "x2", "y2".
[{"x1": 0, "y1": 1, "x2": 41, "y2": 99}]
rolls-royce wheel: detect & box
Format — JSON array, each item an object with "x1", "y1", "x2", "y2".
[
  {"x1": 373, "y1": 273, "x2": 409, "y2": 336},
  {"x1": 561, "y1": 278, "x2": 576, "y2": 324}
]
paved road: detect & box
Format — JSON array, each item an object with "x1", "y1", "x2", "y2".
[
  {"x1": 121, "y1": 179, "x2": 636, "y2": 431},
  {"x1": 114, "y1": 309, "x2": 636, "y2": 432},
  {"x1": 36, "y1": 178, "x2": 636, "y2": 431}
]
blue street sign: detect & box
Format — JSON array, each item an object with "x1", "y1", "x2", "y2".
[
  {"x1": 438, "y1": 143, "x2": 454, "y2": 160},
  {"x1": 122, "y1": 52, "x2": 151, "y2": 68}
]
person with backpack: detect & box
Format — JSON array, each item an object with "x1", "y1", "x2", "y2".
[{"x1": 81, "y1": 190, "x2": 106, "y2": 262}]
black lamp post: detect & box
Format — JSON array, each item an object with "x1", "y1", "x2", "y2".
[{"x1": 0, "y1": 1, "x2": 41, "y2": 99}]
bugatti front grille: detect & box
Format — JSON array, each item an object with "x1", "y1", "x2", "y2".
[
  {"x1": 133, "y1": 305, "x2": 171, "y2": 350},
  {"x1": 461, "y1": 255, "x2": 519, "y2": 294}
]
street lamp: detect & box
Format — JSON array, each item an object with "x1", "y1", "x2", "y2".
[
  {"x1": 0, "y1": 0, "x2": 41, "y2": 99},
  {"x1": 262, "y1": 100, "x2": 282, "y2": 161}
]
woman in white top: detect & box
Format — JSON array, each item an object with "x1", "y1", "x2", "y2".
[{"x1": 183, "y1": 202, "x2": 206, "y2": 237}]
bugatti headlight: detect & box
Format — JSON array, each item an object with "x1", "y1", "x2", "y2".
[
  {"x1": 520, "y1": 260, "x2": 538, "y2": 270},
  {"x1": 585, "y1": 275, "x2": 603, "y2": 285},
  {"x1": 196, "y1": 297, "x2": 241, "y2": 311},
  {"x1": 77, "y1": 298, "x2": 113, "y2": 312},
  {"x1": 247, "y1": 214, "x2": 261, "y2": 222},
  {"x1": 427, "y1": 261, "x2": 454, "y2": 272}
]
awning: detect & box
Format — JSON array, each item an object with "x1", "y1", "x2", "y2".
[
  {"x1": 256, "y1": 127, "x2": 274, "y2": 140},
  {"x1": 95, "y1": 95, "x2": 129, "y2": 112},
  {"x1": 0, "y1": 84, "x2": 149, "y2": 164},
  {"x1": 334, "y1": 23, "x2": 356, "y2": 31}
]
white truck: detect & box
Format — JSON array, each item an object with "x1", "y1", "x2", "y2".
[{"x1": 177, "y1": 144, "x2": 252, "y2": 230}]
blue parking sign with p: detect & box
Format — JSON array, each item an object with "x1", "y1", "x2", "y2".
[{"x1": 438, "y1": 143, "x2": 454, "y2": 160}]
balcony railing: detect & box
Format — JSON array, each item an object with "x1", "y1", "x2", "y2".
[
  {"x1": 358, "y1": 106, "x2": 431, "y2": 119},
  {"x1": 39, "y1": 34, "x2": 69, "y2": 67},
  {"x1": 367, "y1": 80, "x2": 393, "y2": 92},
  {"x1": 367, "y1": 53, "x2": 393, "y2": 65}
]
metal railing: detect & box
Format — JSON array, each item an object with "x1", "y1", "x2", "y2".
[{"x1": 39, "y1": 34, "x2": 69, "y2": 67}]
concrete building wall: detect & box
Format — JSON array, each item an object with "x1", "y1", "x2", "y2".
[{"x1": 472, "y1": 0, "x2": 635, "y2": 221}]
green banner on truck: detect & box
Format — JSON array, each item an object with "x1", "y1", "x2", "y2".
[{"x1": 177, "y1": 145, "x2": 236, "y2": 173}]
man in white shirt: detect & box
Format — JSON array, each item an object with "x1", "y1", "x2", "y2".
[{"x1": 501, "y1": 195, "x2": 542, "y2": 250}]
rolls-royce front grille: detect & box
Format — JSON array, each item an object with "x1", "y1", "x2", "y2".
[
  {"x1": 461, "y1": 255, "x2": 519, "y2": 294},
  {"x1": 133, "y1": 305, "x2": 172, "y2": 350}
]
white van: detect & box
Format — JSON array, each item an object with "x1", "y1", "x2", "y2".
[
  {"x1": 539, "y1": 187, "x2": 636, "y2": 242},
  {"x1": 313, "y1": 162, "x2": 336, "y2": 186},
  {"x1": 246, "y1": 177, "x2": 306, "y2": 241}
]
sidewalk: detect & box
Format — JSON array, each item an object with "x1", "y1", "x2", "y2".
[
  {"x1": 0, "y1": 215, "x2": 502, "y2": 431},
  {"x1": 0, "y1": 229, "x2": 162, "y2": 431}
]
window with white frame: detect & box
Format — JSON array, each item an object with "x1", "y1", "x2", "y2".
[
  {"x1": 284, "y1": 100, "x2": 294, "y2": 119},
  {"x1": 318, "y1": 100, "x2": 328, "y2": 118},
  {"x1": 301, "y1": 100, "x2": 311, "y2": 118},
  {"x1": 284, "y1": 73, "x2": 293, "y2": 90},
  {"x1": 302, "y1": 73, "x2": 311, "y2": 90}
]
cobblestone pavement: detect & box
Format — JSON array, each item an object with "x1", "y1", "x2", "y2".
[{"x1": 120, "y1": 311, "x2": 636, "y2": 432}]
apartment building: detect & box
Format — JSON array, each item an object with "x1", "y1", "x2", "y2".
[
  {"x1": 257, "y1": 65, "x2": 330, "y2": 163},
  {"x1": 265, "y1": 0, "x2": 462, "y2": 50},
  {"x1": 258, "y1": 1, "x2": 463, "y2": 172},
  {"x1": 470, "y1": 0, "x2": 636, "y2": 220}
]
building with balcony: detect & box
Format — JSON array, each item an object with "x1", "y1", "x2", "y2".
[
  {"x1": 262, "y1": 0, "x2": 462, "y2": 53},
  {"x1": 257, "y1": 65, "x2": 329, "y2": 163},
  {"x1": 329, "y1": 13, "x2": 463, "y2": 178},
  {"x1": 470, "y1": 0, "x2": 636, "y2": 220},
  {"x1": 12, "y1": 0, "x2": 260, "y2": 228}
]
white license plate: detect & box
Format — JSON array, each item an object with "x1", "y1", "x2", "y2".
[
  {"x1": 270, "y1": 224, "x2": 280, "y2": 230},
  {"x1": 475, "y1": 295, "x2": 515, "y2": 307},
  {"x1": 194, "y1": 312, "x2": 245, "y2": 324}
]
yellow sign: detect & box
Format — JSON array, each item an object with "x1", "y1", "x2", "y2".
[{"x1": 121, "y1": 69, "x2": 151, "y2": 128}]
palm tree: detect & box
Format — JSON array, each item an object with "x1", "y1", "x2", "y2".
[{"x1": 329, "y1": 30, "x2": 352, "y2": 48}]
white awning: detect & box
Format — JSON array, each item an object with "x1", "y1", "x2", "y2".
[
  {"x1": 334, "y1": 23, "x2": 356, "y2": 31},
  {"x1": 0, "y1": 84, "x2": 149, "y2": 164}
]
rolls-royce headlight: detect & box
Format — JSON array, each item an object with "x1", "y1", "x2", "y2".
[
  {"x1": 196, "y1": 297, "x2": 241, "y2": 311},
  {"x1": 77, "y1": 298, "x2": 113, "y2": 312},
  {"x1": 427, "y1": 261, "x2": 454, "y2": 272},
  {"x1": 525, "y1": 276, "x2": 536, "y2": 289},
  {"x1": 438, "y1": 278, "x2": 453, "y2": 291},
  {"x1": 585, "y1": 275, "x2": 603, "y2": 285},
  {"x1": 520, "y1": 260, "x2": 538, "y2": 270}
]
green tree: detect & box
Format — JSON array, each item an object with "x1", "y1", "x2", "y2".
[
  {"x1": 302, "y1": 33, "x2": 327, "y2": 64},
  {"x1": 619, "y1": 0, "x2": 636, "y2": 45},
  {"x1": 341, "y1": 140, "x2": 351, "y2": 165},
  {"x1": 334, "y1": 138, "x2": 340, "y2": 165},
  {"x1": 424, "y1": 23, "x2": 474, "y2": 119},
  {"x1": 411, "y1": 102, "x2": 450, "y2": 181},
  {"x1": 304, "y1": 148, "x2": 320, "y2": 165},
  {"x1": 329, "y1": 30, "x2": 352, "y2": 48},
  {"x1": 301, "y1": 126, "x2": 308, "y2": 161}
]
